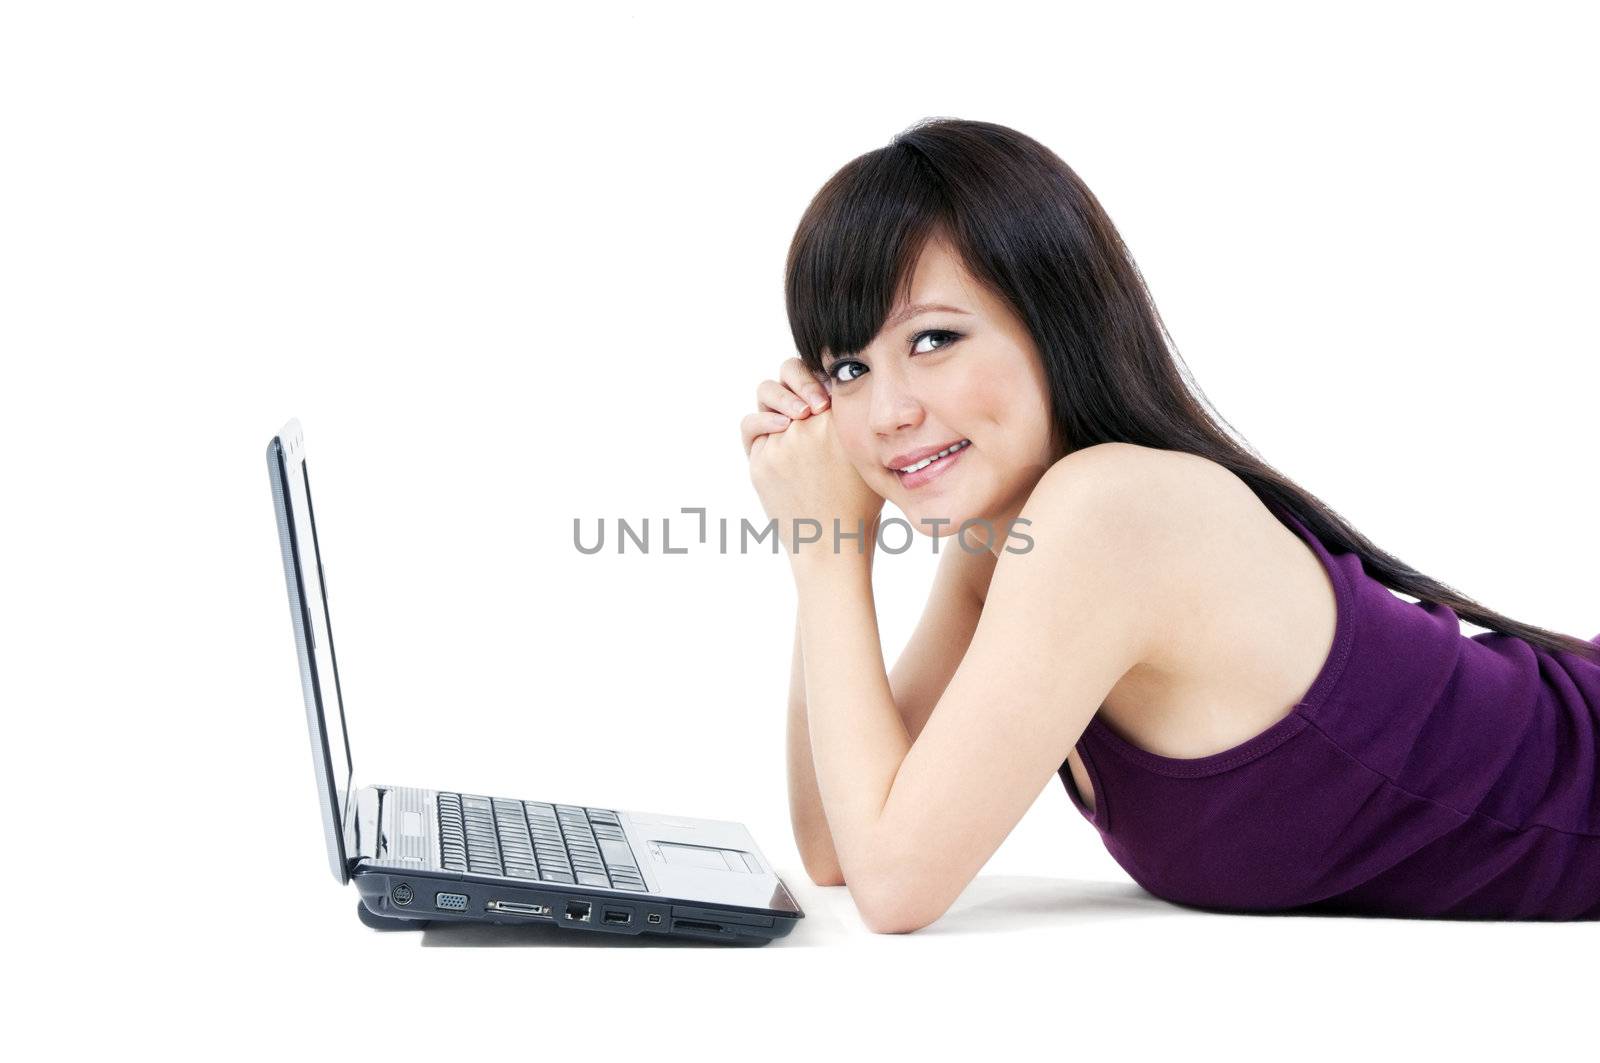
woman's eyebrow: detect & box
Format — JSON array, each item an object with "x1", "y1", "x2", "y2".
[{"x1": 884, "y1": 303, "x2": 972, "y2": 330}]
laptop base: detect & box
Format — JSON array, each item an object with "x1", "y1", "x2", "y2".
[
  {"x1": 353, "y1": 869, "x2": 790, "y2": 945},
  {"x1": 356, "y1": 901, "x2": 430, "y2": 931}
]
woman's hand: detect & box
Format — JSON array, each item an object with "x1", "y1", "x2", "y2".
[
  {"x1": 743, "y1": 359, "x2": 884, "y2": 562},
  {"x1": 739, "y1": 356, "x2": 832, "y2": 458}
]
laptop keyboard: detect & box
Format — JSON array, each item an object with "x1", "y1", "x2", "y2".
[{"x1": 435, "y1": 792, "x2": 648, "y2": 891}]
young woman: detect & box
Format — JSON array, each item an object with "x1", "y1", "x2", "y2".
[{"x1": 740, "y1": 118, "x2": 1600, "y2": 931}]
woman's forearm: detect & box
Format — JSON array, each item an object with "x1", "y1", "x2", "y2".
[
  {"x1": 786, "y1": 611, "x2": 846, "y2": 885},
  {"x1": 794, "y1": 556, "x2": 910, "y2": 895}
]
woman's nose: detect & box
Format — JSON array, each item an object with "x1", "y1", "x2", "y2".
[{"x1": 867, "y1": 377, "x2": 924, "y2": 436}]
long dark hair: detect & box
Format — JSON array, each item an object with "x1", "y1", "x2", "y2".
[{"x1": 784, "y1": 116, "x2": 1600, "y2": 663}]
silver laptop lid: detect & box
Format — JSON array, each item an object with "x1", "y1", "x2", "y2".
[{"x1": 267, "y1": 419, "x2": 356, "y2": 884}]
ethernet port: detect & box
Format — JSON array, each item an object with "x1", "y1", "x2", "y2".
[{"x1": 565, "y1": 900, "x2": 592, "y2": 923}]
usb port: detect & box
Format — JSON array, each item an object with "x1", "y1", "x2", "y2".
[{"x1": 603, "y1": 909, "x2": 631, "y2": 925}]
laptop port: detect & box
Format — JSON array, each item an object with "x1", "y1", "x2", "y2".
[
  {"x1": 602, "y1": 909, "x2": 631, "y2": 925},
  {"x1": 647, "y1": 913, "x2": 662, "y2": 924},
  {"x1": 434, "y1": 892, "x2": 468, "y2": 912},
  {"x1": 565, "y1": 900, "x2": 592, "y2": 923},
  {"x1": 486, "y1": 900, "x2": 551, "y2": 918},
  {"x1": 391, "y1": 882, "x2": 414, "y2": 906}
]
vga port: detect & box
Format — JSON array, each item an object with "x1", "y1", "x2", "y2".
[{"x1": 434, "y1": 892, "x2": 469, "y2": 912}]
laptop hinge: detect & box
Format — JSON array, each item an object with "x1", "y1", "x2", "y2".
[{"x1": 350, "y1": 784, "x2": 382, "y2": 863}]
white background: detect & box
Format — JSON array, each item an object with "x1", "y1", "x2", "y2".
[{"x1": 4, "y1": 0, "x2": 1596, "y2": 1057}]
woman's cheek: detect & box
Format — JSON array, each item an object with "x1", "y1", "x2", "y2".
[
  {"x1": 834, "y1": 424, "x2": 878, "y2": 476},
  {"x1": 944, "y1": 364, "x2": 1010, "y2": 428}
]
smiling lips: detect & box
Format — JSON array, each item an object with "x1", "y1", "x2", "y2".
[
  {"x1": 889, "y1": 438, "x2": 970, "y2": 472},
  {"x1": 891, "y1": 439, "x2": 970, "y2": 489}
]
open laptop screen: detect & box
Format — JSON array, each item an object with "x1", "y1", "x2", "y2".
[{"x1": 268, "y1": 420, "x2": 356, "y2": 882}]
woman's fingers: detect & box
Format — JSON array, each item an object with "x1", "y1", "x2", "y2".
[
  {"x1": 744, "y1": 357, "x2": 828, "y2": 460},
  {"x1": 778, "y1": 357, "x2": 831, "y2": 412},
  {"x1": 756, "y1": 378, "x2": 813, "y2": 420},
  {"x1": 740, "y1": 409, "x2": 793, "y2": 457}
]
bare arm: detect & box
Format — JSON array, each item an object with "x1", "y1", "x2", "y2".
[
  {"x1": 786, "y1": 616, "x2": 844, "y2": 885},
  {"x1": 786, "y1": 543, "x2": 992, "y2": 886}
]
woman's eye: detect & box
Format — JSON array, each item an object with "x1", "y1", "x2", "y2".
[
  {"x1": 828, "y1": 361, "x2": 867, "y2": 384},
  {"x1": 911, "y1": 329, "x2": 959, "y2": 355}
]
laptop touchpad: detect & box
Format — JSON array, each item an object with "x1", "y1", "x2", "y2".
[{"x1": 655, "y1": 841, "x2": 757, "y2": 873}]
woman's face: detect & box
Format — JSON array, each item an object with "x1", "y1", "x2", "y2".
[{"x1": 821, "y1": 234, "x2": 1060, "y2": 542}]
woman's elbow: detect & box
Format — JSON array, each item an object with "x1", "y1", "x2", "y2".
[
  {"x1": 851, "y1": 877, "x2": 950, "y2": 935},
  {"x1": 799, "y1": 853, "x2": 846, "y2": 888},
  {"x1": 861, "y1": 907, "x2": 935, "y2": 935},
  {"x1": 806, "y1": 865, "x2": 846, "y2": 888}
]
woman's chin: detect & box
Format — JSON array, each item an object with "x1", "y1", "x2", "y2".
[{"x1": 899, "y1": 507, "x2": 976, "y2": 539}]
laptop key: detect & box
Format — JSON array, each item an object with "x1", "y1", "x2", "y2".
[{"x1": 599, "y1": 839, "x2": 638, "y2": 869}]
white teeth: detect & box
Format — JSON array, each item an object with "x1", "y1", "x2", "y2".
[{"x1": 897, "y1": 439, "x2": 969, "y2": 474}]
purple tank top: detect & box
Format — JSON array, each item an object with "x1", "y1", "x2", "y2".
[{"x1": 1059, "y1": 498, "x2": 1600, "y2": 920}]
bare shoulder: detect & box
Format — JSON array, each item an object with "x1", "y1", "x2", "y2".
[
  {"x1": 988, "y1": 443, "x2": 1233, "y2": 662},
  {"x1": 1020, "y1": 443, "x2": 1262, "y2": 565},
  {"x1": 1027, "y1": 444, "x2": 1340, "y2": 757},
  {"x1": 1019, "y1": 442, "x2": 1311, "y2": 653},
  {"x1": 1029, "y1": 442, "x2": 1271, "y2": 542},
  {"x1": 1032, "y1": 442, "x2": 1252, "y2": 515}
]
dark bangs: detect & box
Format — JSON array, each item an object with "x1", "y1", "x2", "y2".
[{"x1": 783, "y1": 143, "x2": 949, "y2": 378}]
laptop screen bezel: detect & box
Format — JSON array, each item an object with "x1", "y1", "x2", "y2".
[{"x1": 268, "y1": 420, "x2": 356, "y2": 884}]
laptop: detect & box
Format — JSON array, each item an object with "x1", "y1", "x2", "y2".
[{"x1": 266, "y1": 419, "x2": 803, "y2": 944}]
